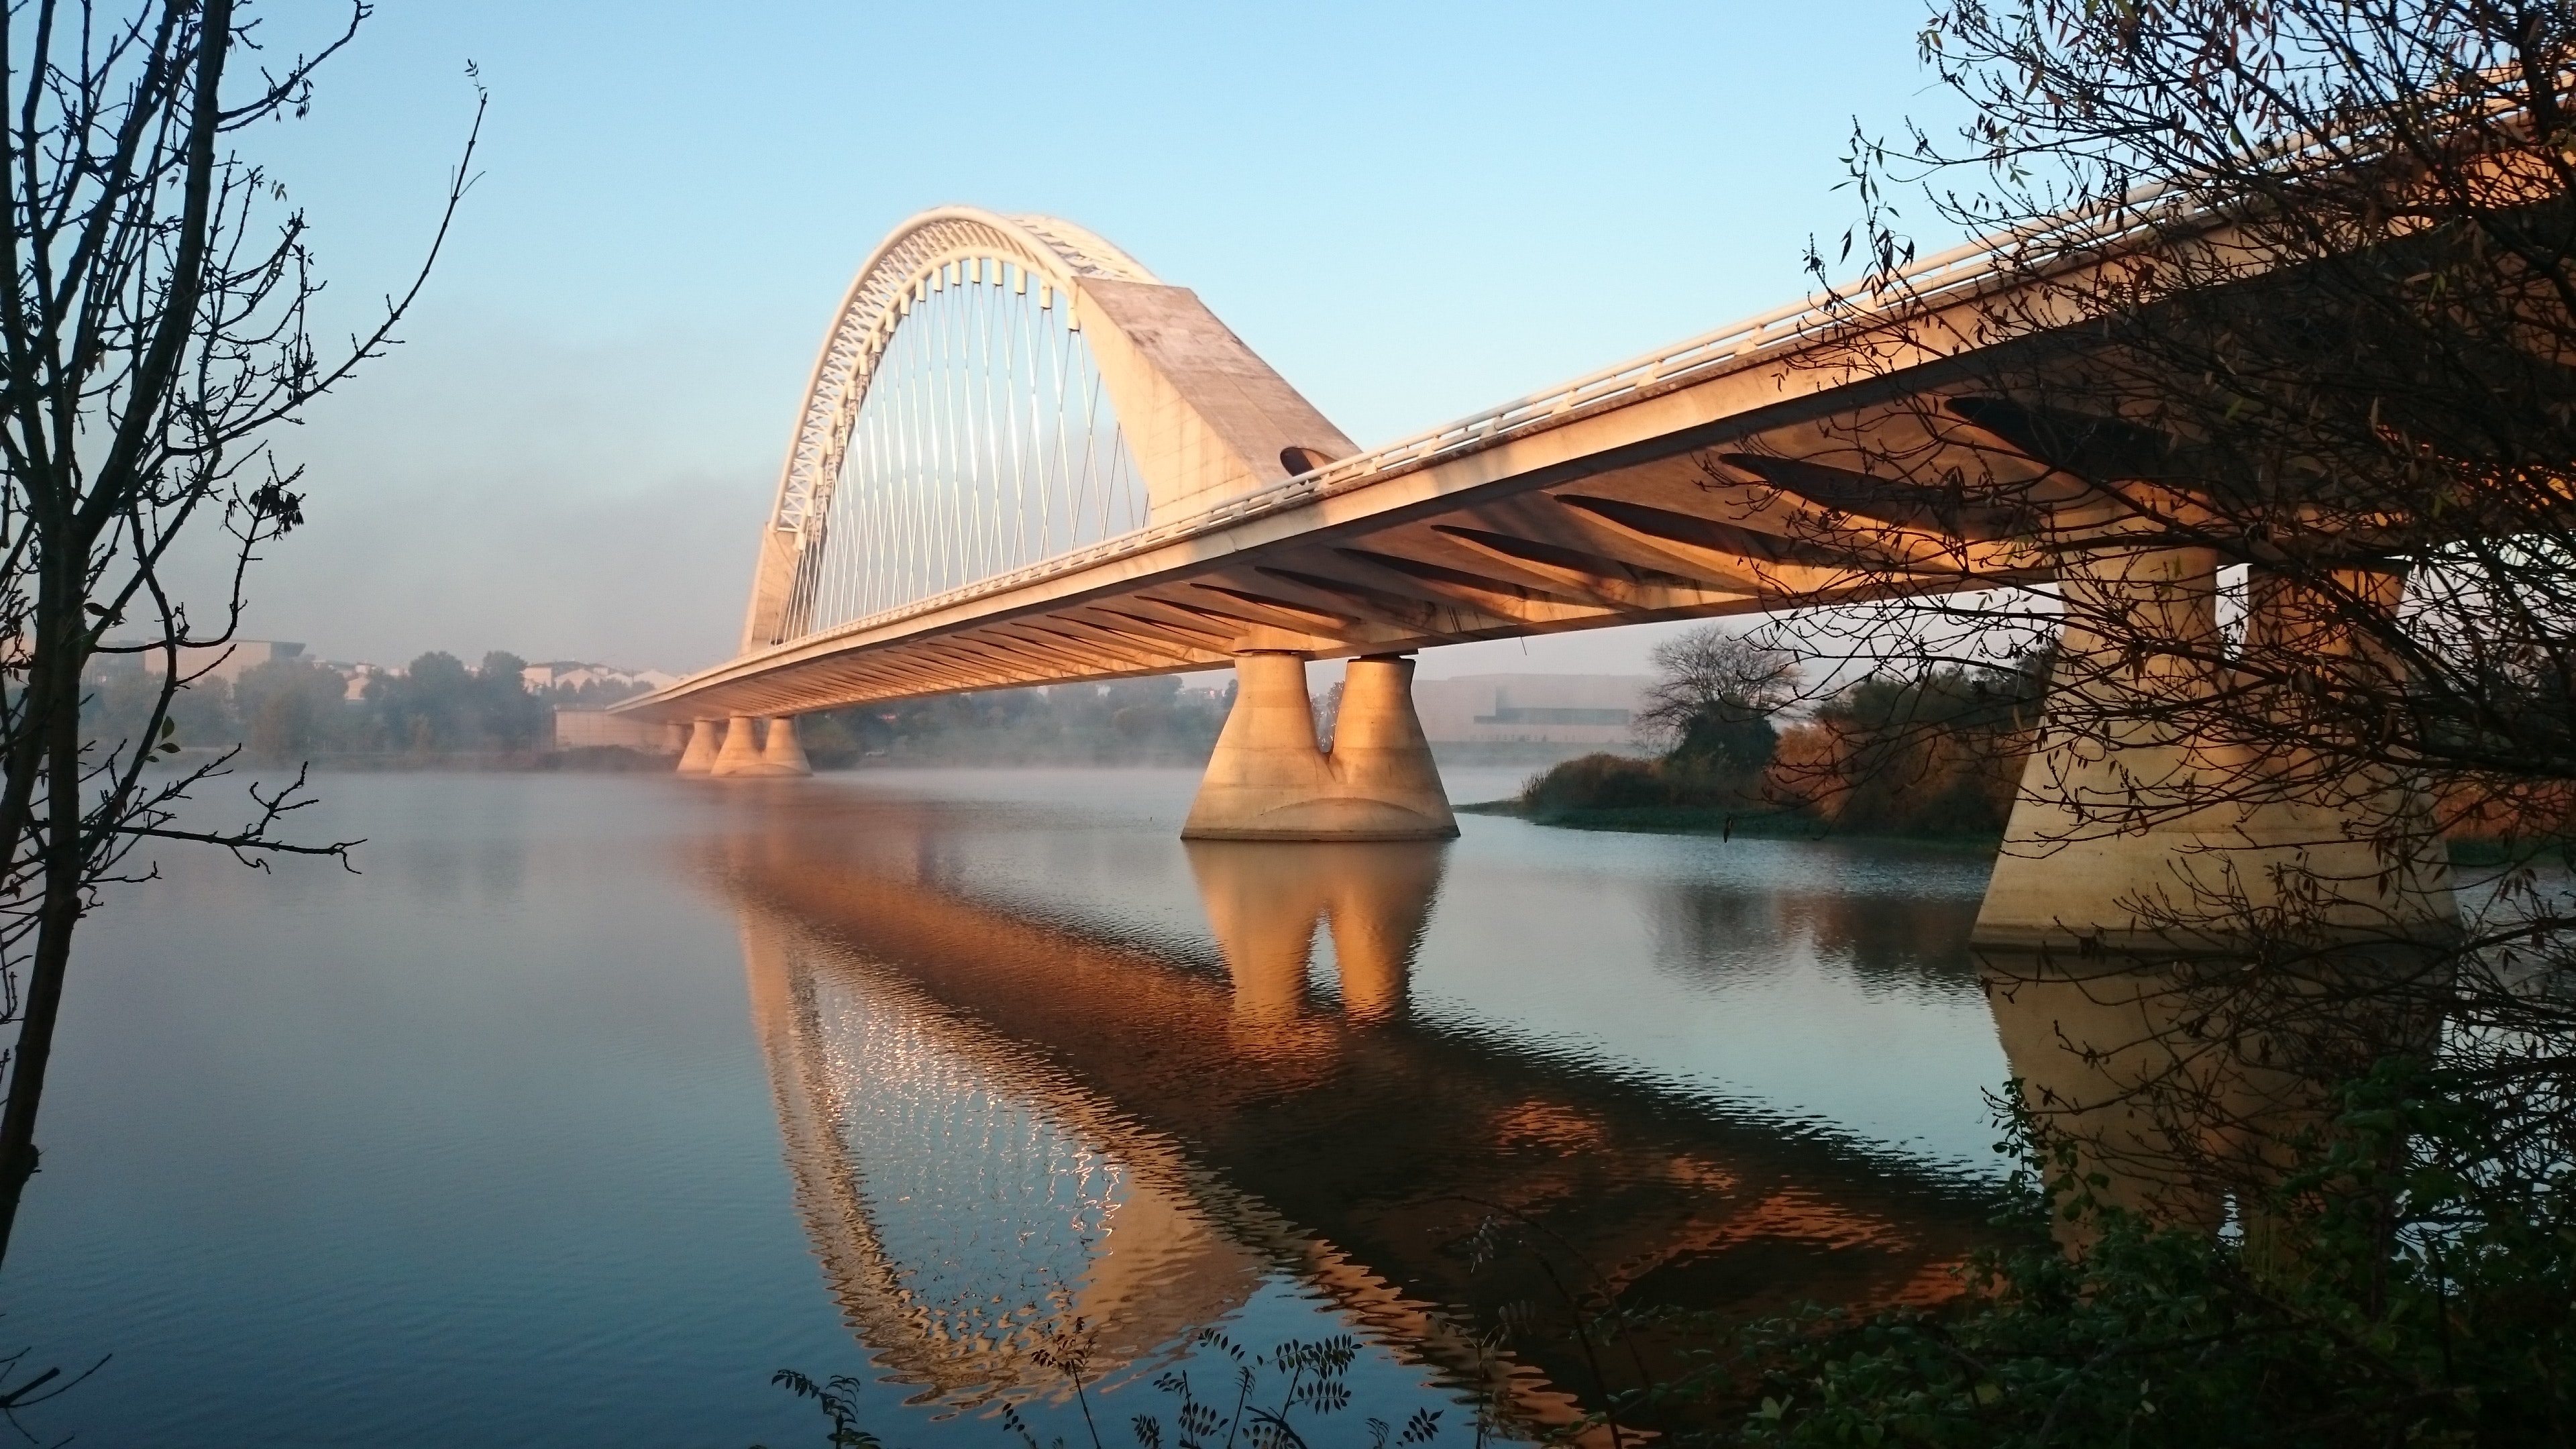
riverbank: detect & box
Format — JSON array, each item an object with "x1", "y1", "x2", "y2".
[
  {"x1": 1456, "y1": 796, "x2": 2006, "y2": 848},
  {"x1": 1464, "y1": 796, "x2": 2542, "y2": 866}
]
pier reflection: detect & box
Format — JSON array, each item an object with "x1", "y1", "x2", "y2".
[
  {"x1": 716, "y1": 797, "x2": 1998, "y2": 1430},
  {"x1": 1187, "y1": 839, "x2": 1444, "y2": 1030},
  {"x1": 1983, "y1": 947, "x2": 2440, "y2": 1246}
]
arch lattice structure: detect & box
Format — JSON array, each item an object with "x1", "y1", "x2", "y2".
[{"x1": 743, "y1": 207, "x2": 1354, "y2": 653}]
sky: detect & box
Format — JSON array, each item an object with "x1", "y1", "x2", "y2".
[{"x1": 219, "y1": 0, "x2": 1969, "y2": 678}]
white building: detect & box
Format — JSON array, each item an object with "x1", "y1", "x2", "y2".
[
  {"x1": 521, "y1": 661, "x2": 680, "y2": 694},
  {"x1": 1409, "y1": 674, "x2": 1654, "y2": 746}
]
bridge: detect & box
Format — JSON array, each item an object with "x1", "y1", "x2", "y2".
[{"x1": 619, "y1": 205, "x2": 2458, "y2": 952}]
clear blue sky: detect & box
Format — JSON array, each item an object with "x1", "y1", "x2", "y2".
[{"x1": 231, "y1": 0, "x2": 1964, "y2": 674}]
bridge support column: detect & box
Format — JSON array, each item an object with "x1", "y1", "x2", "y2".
[
  {"x1": 713, "y1": 716, "x2": 811, "y2": 779},
  {"x1": 676, "y1": 719, "x2": 720, "y2": 775},
  {"x1": 1973, "y1": 545, "x2": 2453, "y2": 951},
  {"x1": 1974, "y1": 545, "x2": 2456, "y2": 1247},
  {"x1": 1182, "y1": 653, "x2": 1457, "y2": 841},
  {"x1": 710, "y1": 716, "x2": 765, "y2": 777},
  {"x1": 757, "y1": 716, "x2": 813, "y2": 776}
]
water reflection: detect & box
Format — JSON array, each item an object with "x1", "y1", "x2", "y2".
[
  {"x1": 1984, "y1": 948, "x2": 2438, "y2": 1245},
  {"x1": 740, "y1": 912, "x2": 1266, "y2": 1405},
  {"x1": 1186, "y1": 840, "x2": 1444, "y2": 1028},
  {"x1": 1647, "y1": 853, "x2": 1990, "y2": 996},
  {"x1": 713, "y1": 794, "x2": 2000, "y2": 1432}
]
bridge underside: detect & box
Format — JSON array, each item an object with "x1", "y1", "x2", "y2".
[{"x1": 625, "y1": 353, "x2": 2046, "y2": 726}]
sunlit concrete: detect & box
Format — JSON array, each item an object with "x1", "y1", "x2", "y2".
[
  {"x1": 706, "y1": 716, "x2": 812, "y2": 780},
  {"x1": 708, "y1": 716, "x2": 763, "y2": 776},
  {"x1": 674, "y1": 719, "x2": 718, "y2": 775},
  {"x1": 622, "y1": 207, "x2": 2058, "y2": 734},
  {"x1": 755, "y1": 716, "x2": 812, "y2": 776},
  {"x1": 1181, "y1": 654, "x2": 1457, "y2": 841},
  {"x1": 1974, "y1": 545, "x2": 2456, "y2": 951}
]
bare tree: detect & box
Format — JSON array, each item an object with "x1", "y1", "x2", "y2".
[
  {"x1": 0, "y1": 0, "x2": 478, "y2": 1263},
  {"x1": 1631, "y1": 625, "x2": 1799, "y2": 753}
]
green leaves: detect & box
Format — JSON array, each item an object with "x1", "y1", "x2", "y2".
[{"x1": 1729, "y1": 1058, "x2": 2576, "y2": 1447}]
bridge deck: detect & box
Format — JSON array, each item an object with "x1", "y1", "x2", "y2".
[{"x1": 622, "y1": 229, "x2": 2060, "y2": 724}]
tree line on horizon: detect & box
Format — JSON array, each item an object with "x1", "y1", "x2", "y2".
[
  {"x1": 82, "y1": 651, "x2": 581, "y2": 760},
  {"x1": 78, "y1": 651, "x2": 1241, "y2": 769}
]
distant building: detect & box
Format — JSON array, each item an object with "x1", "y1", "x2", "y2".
[
  {"x1": 522, "y1": 661, "x2": 680, "y2": 694},
  {"x1": 327, "y1": 661, "x2": 394, "y2": 702},
  {"x1": 1409, "y1": 674, "x2": 1654, "y2": 745},
  {"x1": 140, "y1": 639, "x2": 304, "y2": 688}
]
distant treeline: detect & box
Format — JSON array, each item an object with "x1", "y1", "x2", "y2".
[
  {"x1": 87, "y1": 650, "x2": 1236, "y2": 767},
  {"x1": 800, "y1": 676, "x2": 1233, "y2": 767},
  {"x1": 87, "y1": 651, "x2": 589, "y2": 759}
]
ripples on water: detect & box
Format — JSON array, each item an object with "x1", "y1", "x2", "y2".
[{"x1": 4, "y1": 769, "x2": 2015, "y2": 1445}]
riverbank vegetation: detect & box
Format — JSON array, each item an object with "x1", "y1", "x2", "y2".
[{"x1": 1497, "y1": 629, "x2": 2047, "y2": 840}]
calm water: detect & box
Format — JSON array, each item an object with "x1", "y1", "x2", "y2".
[{"x1": 3, "y1": 768, "x2": 2015, "y2": 1445}]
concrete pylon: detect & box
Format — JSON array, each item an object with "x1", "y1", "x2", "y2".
[
  {"x1": 1974, "y1": 545, "x2": 2455, "y2": 951},
  {"x1": 757, "y1": 716, "x2": 813, "y2": 776},
  {"x1": 1181, "y1": 653, "x2": 1458, "y2": 841},
  {"x1": 676, "y1": 719, "x2": 720, "y2": 775},
  {"x1": 710, "y1": 716, "x2": 765, "y2": 777}
]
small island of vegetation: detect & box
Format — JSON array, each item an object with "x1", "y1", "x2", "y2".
[{"x1": 1469, "y1": 626, "x2": 2047, "y2": 842}]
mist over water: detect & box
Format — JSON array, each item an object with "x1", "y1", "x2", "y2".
[{"x1": 3, "y1": 768, "x2": 2010, "y2": 1446}]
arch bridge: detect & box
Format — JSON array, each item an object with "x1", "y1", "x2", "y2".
[{"x1": 618, "y1": 204, "x2": 2457, "y2": 952}]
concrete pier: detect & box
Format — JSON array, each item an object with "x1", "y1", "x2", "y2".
[
  {"x1": 710, "y1": 716, "x2": 765, "y2": 777},
  {"x1": 676, "y1": 719, "x2": 720, "y2": 775},
  {"x1": 1181, "y1": 653, "x2": 1457, "y2": 841},
  {"x1": 1974, "y1": 546, "x2": 2454, "y2": 952},
  {"x1": 757, "y1": 716, "x2": 813, "y2": 776},
  {"x1": 1974, "y1": 546, "x2": 2457, "y2": 1246},
  {"x1": 710, "y1": 716, "x2": 812, "y2": 779}
]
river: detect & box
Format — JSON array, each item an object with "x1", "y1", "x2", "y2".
[{"x1": 2, "y1": 768, "x2": 2017, "y2": 1446}]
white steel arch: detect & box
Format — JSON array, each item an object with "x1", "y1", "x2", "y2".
[
  {"x1": 742, "y1": 207, "x2": 1356, "y2": 653},
  {"x1": 769, "y1": 208, "x2": 1159, "y2": 541},
  {"x1": 743, "y1": 210, "x2": 1162, "y2": 651}
]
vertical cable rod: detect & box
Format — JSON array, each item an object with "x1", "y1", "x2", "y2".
[{"x1": 795, "y1": 260, "x2": 1148, "y2": 641}]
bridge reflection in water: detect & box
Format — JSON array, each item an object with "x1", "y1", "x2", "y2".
[{"x1": 719, "y1": 799, "x2": 2001, "y2": 1432}]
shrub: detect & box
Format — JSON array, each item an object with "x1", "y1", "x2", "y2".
[{"x1": 1520, "y1": 753, "x2": 1674, "y2": 817}]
